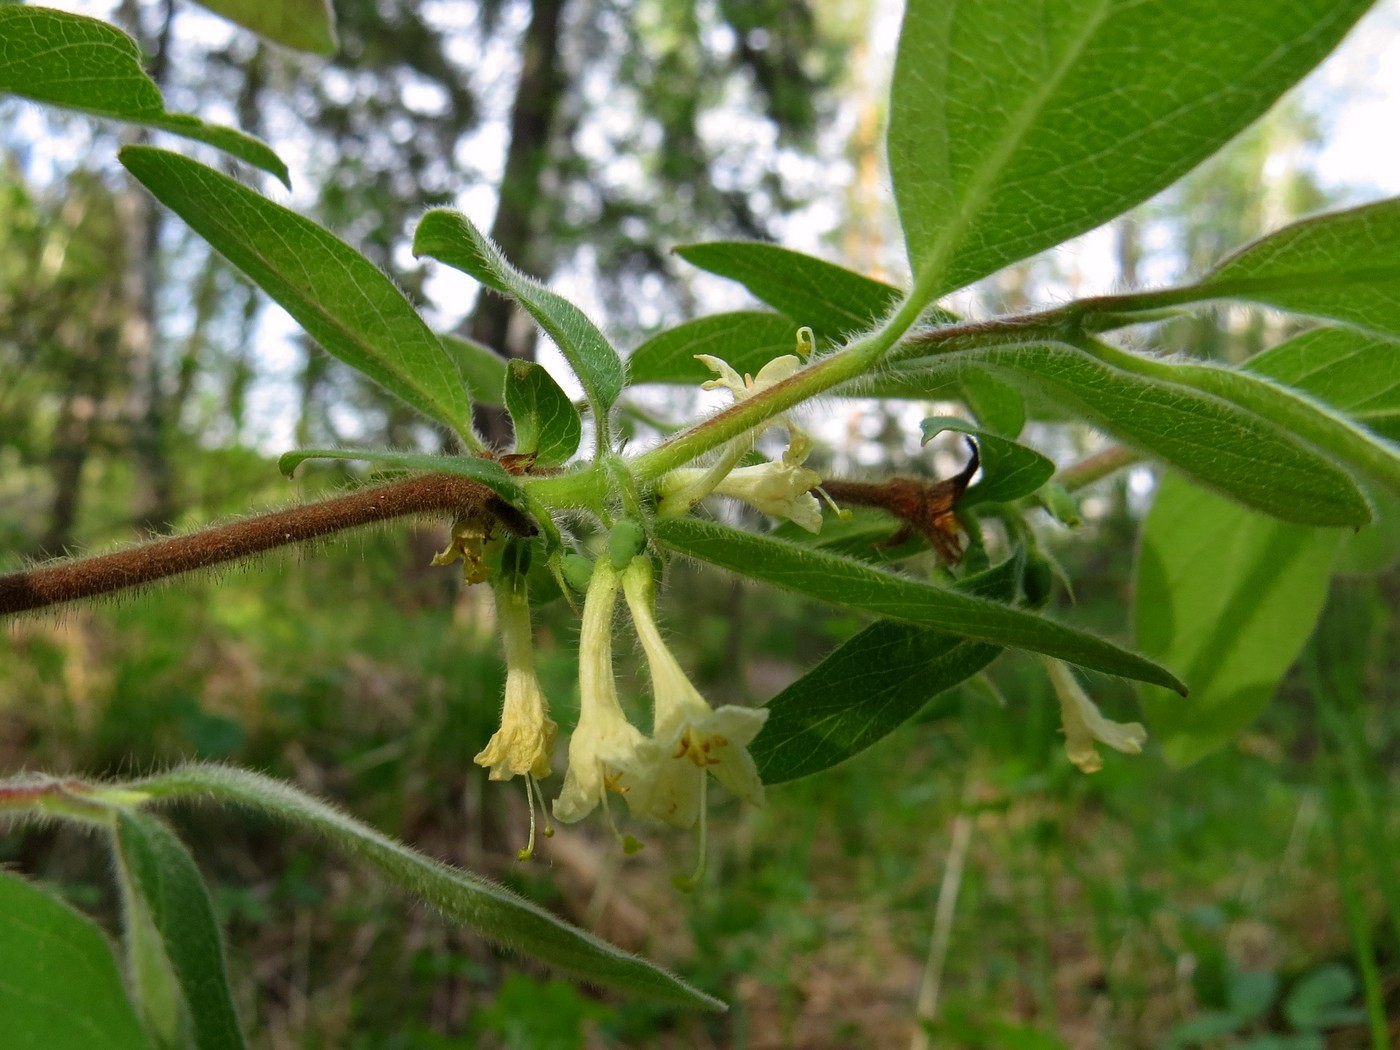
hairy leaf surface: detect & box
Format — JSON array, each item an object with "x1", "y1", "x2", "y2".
[
  {"x1": 122, "y1": 148, "x2": 475, "y2": 440},
  {"x1": 1201, "y1": 198, "x2": 1400, "y2": 342},
  {"x1": 504, "y1": 361, "x2": 582, "y2": 467},
  {"x1": 414, "y1": 210, "x2": 625, "y2": 424},
  {"x1": 656, "y1": 517, "x2": 1184, "y2": 692},
  {"x1": 1246, "y1": 327, "x2": 1400, "y2": 569},
  {"x1": 1246, "y1": 327, "x2": 1400, "y2": 443},
  {"x1": 888, "y1": 0, "x2": 1373, "y2": 300},
  {"x1": 753, "y1": 557, "x2": 1020, "y2": 783},
  {"x1": 121, "y1": 765, "x2": 723, "y2": 1010},
  {"x1": 0, "y1": 8, "x2": 287, "y2": 183},
  {"x1": 1135, "y1": 323, "x2": 1400, "y2": 764},
  {"x1": 0, "y1": 871, "x2": 151, "y2": 1050},
  {"x1": 1078, "y1": 339, "x2": 1400, "y2": 500},
  {"x1": 116, "y1": 812, "x2": 246, "y2": 1050},
  {"x1": 887, "y1": 344, "x2": 1371, "y2": 526}
]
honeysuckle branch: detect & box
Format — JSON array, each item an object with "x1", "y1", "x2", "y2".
[
  {"x1": 1053, "y1": 445, "x2": 1142, "y2": 493},
  {"x1": 4, "y1": 273, "x2": 1339, "y2": 620},
  {"x1": 887, "y1": 264, "x2": 1373, "y2": 363},
  {"x1": 884, "y1": 279, "x2": 1255, "y2": 368},
  {"x1": 0, "y1": 473, "x2": 535, "y2": 616},
  {"x1": 0, "y1": 774, "x2": 148, "y2": 824},
  {"x1": 522, "y1": 460, "x2": 610, "y2": 512},
  {"x1": 629, "y1": 292, "x2": 932, "y2": 483},
  {"x1": 542, "y1": 276, "x2": 1290, "y2": 509},
  {"x1": 888, "y1": 312, "x2": 1075, "y2": 364}
]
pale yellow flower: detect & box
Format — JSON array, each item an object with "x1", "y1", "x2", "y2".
[
  {"x1": 1044, "y1": 658, "x2": 1148, "y2": 773},
  {"x1": 695, "y1": 351, "x2": 814, "y2": 461},
  {"x1": 620, "y1": 558, "x2": 767, "y2": 829},
  {"x1": 656, "y1": 349, "x2": 820, "y2": 526},
  {"x1": 695, "y1": 353, "x2": 801, "y2": 400},
  {"x1": 474, "y1": 582, "x2": 557, "y2": 781},
  {"x1": 661, "y1": 460, "x2": 823, "y2": 532},
  {"x1": 553, "y1": 561, "x2": 647, "y2": 824}
]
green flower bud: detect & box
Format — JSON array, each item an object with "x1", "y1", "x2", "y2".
[
  {"x1": 560, "y1": 553, "x2": 595, "y2": 593},
  {"x1": 608, "y1": 518, "x2": 647, "y2": 570},
  {"x1": 1022, "y1": 553, "x2": 1055, "y2": 608}
]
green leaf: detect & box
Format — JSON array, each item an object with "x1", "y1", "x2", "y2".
[
  {"x1": 0, "y1": 8, "x2": 288, "y2": 185},
  {"x1": 1136, "y1": 473, "x2": 1344, "y2": 766},
  {"x1": 190, "y1": 0, "x2": 337, "y2": 55},
  {"x1": 752, "y1": 557, "x2": 1020, "y2": 784},
  {"x1": 920, "y1": 416, "x2": 1054, "y2": 506},
  {"x1": 1037, "y1": 483, "x2": 1083, "y2": 528},
  {"x1": 1077, "y1": 339, "x2": 1400, "y2": 502},
  {"x1": 959, "y1": 369, "x2": 1026, "y2": 437},
  {"x1": 1199, "y1": 198, "x2": 1400, "y2": 343},
  {"x1": 413, "y1": 210, "x2": 625, "y2": 430},
  {"x1": 441, "y1": 334, "x2": 508, "y2": 407},
  {"x1": 504, "y1": 361, "x2": 582, "y2": 467},
  {"x1": 120, "y1": 147, "x2": 476, "y2": 442},
  {"x1": 1246, "y1": 327, "x2": 1400, "y2": 443},
  {"x1": 628, "y1": 311, "x2": 798, "y2": 385},
  {"x1": 1284, "y1": 965, "x2": 1363, "y2": 1031},
  {"x1": 121, "y1": 764, "x2": 722, "y2": 1011},
  {"x1": 655, "y1": 517, "x2": 1184, "y2": 692},
  {"x1": 275, "y1": 449, "x2": 526, "y2": 506},
  {"x1": 887, "y1": 0, "x2": 1373, "y2": 299},
  {"x1": 115, "y1": 812, "x2": 246, "y2": 1050},
  {"x1": 1168, "y1": 1011, "x2": 1249, "y2": 1045},
  {"x1": 1227, "y1": 969, "x2": 1280, "y2": 1025},
  {"x1": 889, "y1": 343, "x2": 1372, "y2": 527},
  {"x1": 672, "y1": 242, "x2": 906, "y2": 342},
  {"x1": 771, "y1": 507, "x2": 918, "y2": 563},
  {"x1": 0, "y1": 871, "x2": 152, "y2": 1050},
  {"x1": 1245, "y1": 327, "x2": 1400, "y2": 571}
]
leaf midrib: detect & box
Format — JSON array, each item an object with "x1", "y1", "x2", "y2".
[
  {"x1": 139, "y1": 154, "x2": 465, "y2": 434},
  {"x1": 912, "y1": 0, "x2": 1113, "y2": 299}
]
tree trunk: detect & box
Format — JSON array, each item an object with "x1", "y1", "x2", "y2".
[
  {"x1": 36, "y1": 323, "x2": 119, "y2": 558},
  {"x1": 119, "y1": 0, "x2": 178, "y2": 535},
  {"x1": 467, "y1": 0, "x2": 568, "y2": 448}
]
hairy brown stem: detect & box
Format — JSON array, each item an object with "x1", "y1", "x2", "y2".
[{"x1": 0, "y1": 474, "x2": 534, "y2": 616}]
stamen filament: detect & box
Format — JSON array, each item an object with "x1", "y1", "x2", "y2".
[{"x1": 517, "y1": 775, "x2": 539, "y2": 861}]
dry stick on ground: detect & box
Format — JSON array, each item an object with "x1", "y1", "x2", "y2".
[{"x1": 0, "y1": 473, "x2": 534, "y2": 616}]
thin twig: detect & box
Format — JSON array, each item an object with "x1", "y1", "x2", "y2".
[
  {"x1": 1052, "y1": 444, "x2": 1141, "y2": 493},
  {"x1": 0, "y1": 473, "x2": 533, "y2": 616}
]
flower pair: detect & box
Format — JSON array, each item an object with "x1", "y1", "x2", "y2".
[
  {"x1": 659, "y1": 352, "x2": 824, "y2": 531},
  {"x1": 554, "y1": 556, "x2": 768, "y2": 834}
]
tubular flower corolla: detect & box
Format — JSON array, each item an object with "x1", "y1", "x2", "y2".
[
  {"x1": 553, "y1": 561, "x2": 646, "y2": 824},
  {"x1": 620, "y1": 557, "x2": 767, "y2": 829}
]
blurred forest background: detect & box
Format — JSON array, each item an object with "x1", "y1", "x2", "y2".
[{"x1": 2, "y1": 0, "x2": 1399, "y2": 1046}]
